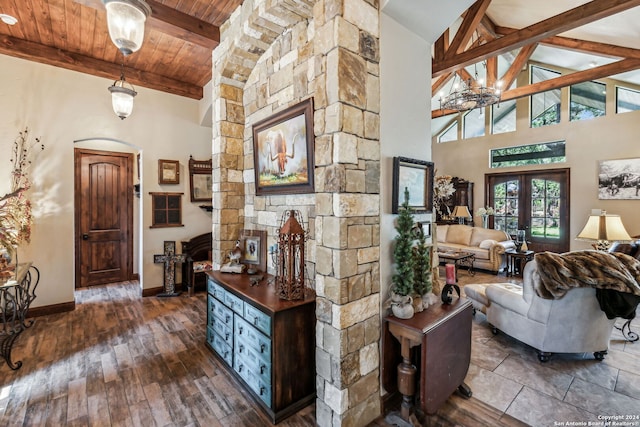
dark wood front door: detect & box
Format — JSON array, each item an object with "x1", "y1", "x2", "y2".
[{"x1": 75, "y1": 148, "x2": 133, "y2": 288}]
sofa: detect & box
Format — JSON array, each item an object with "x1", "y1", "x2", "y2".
[
  {"x1": 436, "y1": 224, "x2": 515, "y2": 273},
  {"x1": 465, "y1": 245, "x2": 640, "y2": 362}
]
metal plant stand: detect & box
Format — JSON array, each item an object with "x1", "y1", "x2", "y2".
[{"x1": 1, "y1": 262, "x2": 39, "y2": 370}]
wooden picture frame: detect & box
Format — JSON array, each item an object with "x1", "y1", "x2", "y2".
[
  {"x1": 252, "y1": 98, "x2": 315, "y2": 195},
  {"x1": 392, "y1": 157, "x2": 434, "y2": 214},
  {"x1": 159, "y1": 159, "x2": 180, "y2": 184},
  {"x1": 149, "y1": 192, "x2": 184, "y2": 228},
  {"x1": 598, "y1": 157, "x2": 640, "y2": 200},
  {"x1": 188, "y1": 156, "x2": 213, "y2": 202},
  {"x1": 239, "y1": 229, "x2": 267, "y2": 273}
]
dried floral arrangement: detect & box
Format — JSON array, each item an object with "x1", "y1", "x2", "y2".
[{"x1": 0, "y1": 128, "x2": 44, "y2": 253}]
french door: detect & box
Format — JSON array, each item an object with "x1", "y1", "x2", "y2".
[{"x1": 486, "y1": 169, "x2": 570, "y2": 253}]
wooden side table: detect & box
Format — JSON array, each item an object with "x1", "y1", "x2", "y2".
[
  {"x1": 382, "y1": 298, "x2": 473, "y2": 425},
  {"x1": 505, "y1": 250, "x2": 534, "y2": 277}
]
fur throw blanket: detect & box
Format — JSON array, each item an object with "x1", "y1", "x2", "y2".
[{"x1": 533, "y1": 251, "x2": 640, "y2": 299}]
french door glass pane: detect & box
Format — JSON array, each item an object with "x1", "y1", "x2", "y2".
[
  {"x1": 493, "y1": 179, "x2": 519, "y2": 235},
  {"x1": 530, "y1": 179, "x2": 561, "y2": 239}
]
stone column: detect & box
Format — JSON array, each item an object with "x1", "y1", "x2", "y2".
[
  {"x1": 313, "y1": 1, "x2": 381, "y2": 425},
  {"x1": 211, "y1": 73, "x2": 247, "y2": 267}
]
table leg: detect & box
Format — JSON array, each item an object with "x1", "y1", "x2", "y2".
[{"x1": 385, "y1": 336, "x2": 421, "y2": 427}]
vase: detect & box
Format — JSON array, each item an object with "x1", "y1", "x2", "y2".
[
  {"x1": 481, "y1": 215, "x2": 489, "y2": 228},
  {"x1": 390, "y1": 293, "x2": 415, "y2": 319}
]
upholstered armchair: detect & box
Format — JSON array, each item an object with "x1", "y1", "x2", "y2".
[{"x1": 483, "y1": 259, "x2": 616, "y2": 361}]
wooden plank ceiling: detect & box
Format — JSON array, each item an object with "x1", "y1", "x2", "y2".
[
  {"x1": 433, "y1": 0, "x2": 640, "y2": 118},
  {"x1": 0, "y1": 0, "x2": 243, "y2": 99}
]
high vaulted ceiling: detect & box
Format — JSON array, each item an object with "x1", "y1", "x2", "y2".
[
  {"x1": 432, "y1": 0, "x2": 640, "y2": 117},
  {"x1": 0, "y1": 0, "x2": 243, "y2": 100}
]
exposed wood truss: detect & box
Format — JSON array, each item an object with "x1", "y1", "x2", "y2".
[{"x1": 432, "y1": 0, "x2": 640, "y2": 118}]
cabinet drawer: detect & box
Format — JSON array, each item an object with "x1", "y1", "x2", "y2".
[
  {"x1": 224, "y1": 291, "x2": 244, "y2": 315},
  {"x1": 211, "y1": 316, "x2": 233, "y2": 346},
  {"x1": 236, "y1": 337, "x2": 271, "y2": 384},
  {"x1": 235, "y1": 317, "x2": 271, "y2": 362},
  {"x1": 207, "y1": 298, "x2": 216, "y2": 328},
  {"x1": 212, "y1": 299, "x2": 234, "y2": 327},
  {"x1": 244, "y1": 304, "x2": 271, "y2": 336},
  {"x1": 211, "y1": 330, "x2": 233, "y2": 366},
  {"x1": 207, "y1": 279, "x2": 226, "y2": 301},
  {"x1": 234, "y1": 354, "x2": 272, "y2": 407}
]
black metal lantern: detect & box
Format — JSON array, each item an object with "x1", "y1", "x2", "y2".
[{"x1": 274, "y1": 210, "x2": 308, "y2": 300}]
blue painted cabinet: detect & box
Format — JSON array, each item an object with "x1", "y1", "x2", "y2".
[{"x1": 206, "y1": 271, "x2": 315, "y2": 423}]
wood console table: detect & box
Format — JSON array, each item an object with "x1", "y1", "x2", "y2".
[
  {"x1": 1, "y1": 262, "x2": 39, "y2": 370},
  {"x1": 382, "y1": 298, "x2": 473, "y2": 425}
]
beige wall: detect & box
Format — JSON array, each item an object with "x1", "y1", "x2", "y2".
[
  {"x1": 432, "y1": 72, "x2": 640, "y2": 248},
  {"x1": 0, "y1": 55, "x2": 212, "y2": 308}
]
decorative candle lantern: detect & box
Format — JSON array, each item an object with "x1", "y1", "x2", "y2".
[{"x1": 274, "y1": 210, "x2": 308, "y2": 300}]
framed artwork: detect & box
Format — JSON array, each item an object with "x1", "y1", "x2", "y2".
[
  {"x1": 159, "y1": 159, "x2": 180, "y2": 184},
  {"x1": 252, "y1": 98, "x2": 315, "y2": 195},
  {"x1": 392, "y1": 157, "x2": 435, "y2": 214},
  {"x1": 239, "y1": 229, "x2": 267, "y2": 273},
  {"x1": 598, "y1": 158, "x2": 640, "y2": 200},
  {"x1": 188, "y1": 156, "x2": 213, "y2": 202},
  {"x1": 149, "y1": 192, "x2": 184, "y2": 228}
]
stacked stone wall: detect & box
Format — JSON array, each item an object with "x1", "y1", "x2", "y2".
[{"x1": 212, "y1": 0, "x2": 381, "y2": 425}]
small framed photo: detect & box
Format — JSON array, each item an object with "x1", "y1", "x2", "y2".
[
  {"x1": 392, "y1": 156, "x2": 434, "y2": 214},
  {"x1": 239, "y1": 229, "x2": 267, "y2": 273},
  {"x1": 159, "y1": 159, "x2": 180, "y2": 184}
]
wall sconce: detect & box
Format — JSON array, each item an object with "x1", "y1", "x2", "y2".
[
  {"x1": 102, "y1": 0, "x2": 151, "y2": 56},
  {"x1": 108, "y1": 65, "x2": 137, "y2": 120}
]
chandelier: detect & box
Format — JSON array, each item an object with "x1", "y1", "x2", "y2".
[
  {"x1": 102, "y1": 0, "x2": 151, "y2": 56},
  {"x1": 439, "y1": 67, "x2": 502, "y2": 112},
  {"x1": 108, "y1": 65, "x2": 137, "y2": 120}
]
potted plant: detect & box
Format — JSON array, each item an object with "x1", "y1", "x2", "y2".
[
  {"x1": 389, "y1": 188, "x2": 416, "y2": 319},
  {"x1": 413, "y1": 222, "x2": 438, "y2": 309}
]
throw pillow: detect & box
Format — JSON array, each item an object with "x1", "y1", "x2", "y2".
[{"x1": 479, "y1": 239, "x2": 498, "y2": 249}]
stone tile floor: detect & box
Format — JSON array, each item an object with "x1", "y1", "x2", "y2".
[{"x1": 459, "y1": 269, "x2": 640, "y2": 426}]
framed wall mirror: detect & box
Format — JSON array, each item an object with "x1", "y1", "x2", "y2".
[{"x1": 188, "y1": 156, "x2": 213, "y2": 203}]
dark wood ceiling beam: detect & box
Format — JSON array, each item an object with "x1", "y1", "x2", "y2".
[
  {"x1": 434, "y1": 29, "x2": 449, "y2": 62},
  {"x1": 0, "y1": 35, "x2": 202, "y2": 99},
  {"x1": 499, "y1": 43, "x2": 537, "y2": 90},
  {"x1": 432, "y1": 72, "x2": 453, "y2": 95},
  {"x1": 496, "y1": 25, "x2": 640, "y2": 60},
  {"x1": 478, "y1": 14, "x2": 497, "y2": 39},
  {"x1": 446, "y1": 0, "x2": 492, "y2": 57},
  {"x1": 74, "y1": 0, "x2": 219, "y2": 49},
  {"x1": 500, "y1": 58, "x2": 640, "y2": 102},
  {"x1": 486, "y1": 56, "x2": 497, "y2": 87},
  {"x1": 433, "y1": 0, "x2": 640, "y2": 77}
]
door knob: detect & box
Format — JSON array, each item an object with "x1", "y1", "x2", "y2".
[{"x1": 82, "y1": 234, "x2": 89, "y2": 240}]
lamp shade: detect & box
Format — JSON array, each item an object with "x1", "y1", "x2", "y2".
[
  {"x1": 452, "y1": 205, "x2": 471, "y2": 218},
  {"x1": 108, "y1": 77, "x2": 137, "y2": 120},
  {"x1": 577, "y1": 213, "x2": 632, "y2": 243},
  {"x1": 103, "y1": 0, "x2": 151, "y2": 56}
]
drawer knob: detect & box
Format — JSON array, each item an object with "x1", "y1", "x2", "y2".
[
  {"x1": 239, "y1": 364, "x2": 243, "y2": 372},
  {"x1": 239, "y1": 326, "x2": 243, "y2": 333},
  {"x1": 260, "y1": 344, "x2": 266, "y2": 353},
  {"x1": 239, "y1": 344, "x2": 244, "y2": 352},
  {"x1": 260, "y1": 365, "x2": 266, "y2": 374},
  {"x1": 225, "y1": 332, "x2": 230, "y2": 340},
  {"x1": 253, "y1": 317, "x2": 258, "y2": 325},
  {"x1": 260, "y1": 386, "x2": 265, "y2": 395},
  {"x1": 225, "y1": 315, "x2": 230, "y2": 322}
]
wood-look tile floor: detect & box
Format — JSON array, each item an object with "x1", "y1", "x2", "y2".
[{"x1": 0, "y1": 279, "x2": 522, "y2": 427}]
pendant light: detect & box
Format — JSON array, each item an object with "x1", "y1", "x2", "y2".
[
  {"x1": 102, "y1": 0, "x2": 151, "y2": 56},
  {"x1": 108, "y1": 64, "x2": 137, "y2": 120}
]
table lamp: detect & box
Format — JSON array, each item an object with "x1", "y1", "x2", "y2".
[
  {"x1": 452, "y1": 205, "x2": 471, "y2": 224},
  {"x1": 576, "y1": 211, "x2": 632, "y2": 251}
]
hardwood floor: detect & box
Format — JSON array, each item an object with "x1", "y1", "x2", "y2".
[
  {"x1": 0, "y1": 282, "x2": 316, "y2": 426},
  {"x1": 0, "y1": 275, "x2": 567, "y2": 426}
]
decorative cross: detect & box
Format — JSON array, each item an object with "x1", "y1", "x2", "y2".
[{"x1": 153, "y1": 241, "x2": 186, "y2": 297}]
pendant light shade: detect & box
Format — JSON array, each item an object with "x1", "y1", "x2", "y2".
[
  {"x1": 108, "y1": 69, "x2": 137, "y2": 120},
  {"x1": 102, "y1": 0, "x2": 151, "y2": 56}
]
